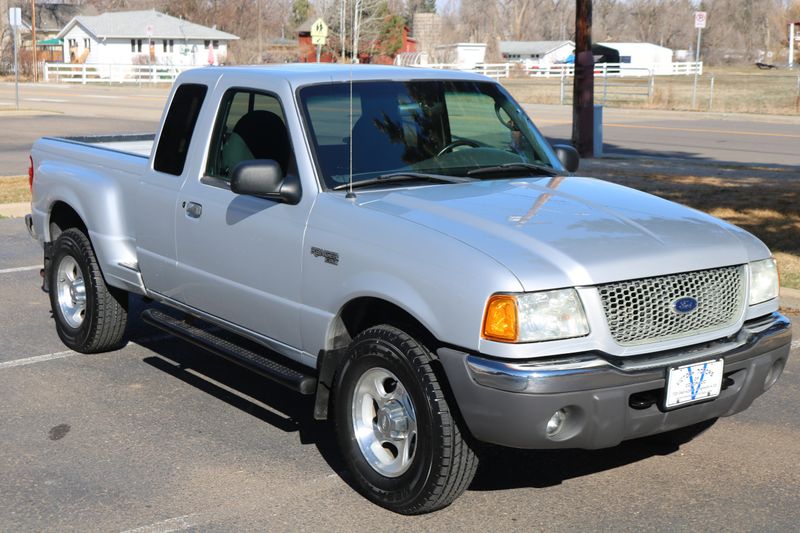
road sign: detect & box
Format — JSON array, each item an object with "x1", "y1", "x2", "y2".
[
  {"x1": 695, "y1": 11, "x2": 707, "y2": 29},
  {"x1": 311, "y1": 18, "x2": 328, "y2": 39},
  {"x1": 8, "y1": 7, "x2": 21, "y2": 27}
]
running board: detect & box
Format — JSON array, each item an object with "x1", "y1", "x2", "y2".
[{"x1": 141, "y1": 309, "x2": 316, "y2": 395}]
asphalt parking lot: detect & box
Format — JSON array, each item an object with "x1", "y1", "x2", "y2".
[{"x1": 1, "y1": 216, "x2": 799, "y2": 532}]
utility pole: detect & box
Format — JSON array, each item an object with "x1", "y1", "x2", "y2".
[
  {"x1": 571, "y1": 0, "x2": 594, "y2": 158},
  {"x1": 31, "y1": 0, "x2": 37, "y2": 82}
]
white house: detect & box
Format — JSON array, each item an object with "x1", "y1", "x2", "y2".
[
  {"x1": 599, "y1": 42, "x2": 674, "y2": 73},
  {"x1": 56, "y1": 10, "x2": 239, "y2": 66},
  {"x1": 433, "y1": 43, "x2": 487, "y2": 68},
  {"x1": 499, "y1": 41, "x2": 574, "y2": 65}
]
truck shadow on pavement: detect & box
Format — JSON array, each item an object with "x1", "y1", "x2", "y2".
[
  {"x1": 125, "y1": 297, "x2": 716, "y2": 494},
  {"x1": 470, "y1": 419, "x2": 716, "y2": 491}
]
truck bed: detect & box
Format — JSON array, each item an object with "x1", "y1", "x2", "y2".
[{"x1": 49, "y1": 133, "x2": 156, "y2": 158}]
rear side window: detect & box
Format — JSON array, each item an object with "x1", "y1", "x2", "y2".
[{"x1": 154, "y1": 83, "x2": 208, "y2": 176}]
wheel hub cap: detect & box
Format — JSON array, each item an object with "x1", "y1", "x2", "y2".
[
  {"x1": 56, "y1": 256, "x2": 86, "y2": 329},
  {"x1": 351, "y1": 367, "x2": 418, "y2": 478},
  {"x1": 376, "y1": 400, "x2": 410, "y2": 440}
]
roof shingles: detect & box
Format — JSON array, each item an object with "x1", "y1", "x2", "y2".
[{"x1": 58, "y1": 10, "x2": 238, "y2": 41}]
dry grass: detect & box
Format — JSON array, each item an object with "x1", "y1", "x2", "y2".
[
  {"x1": 504, "y1": 66, "x2": 800, "y2": 115},
  {"x1": 0, "y1": 176, "x2": 30, "y2": 204},
  {"x1": 583, "y1": 160, "x2": 800, "y2": 288}
]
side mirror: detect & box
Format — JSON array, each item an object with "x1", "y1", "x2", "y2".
[
  {"x1": 230, "y1": 160, "x2": 301, "y2": 205},
  {"x1": 552, "y1": 144, "x2": 580, "y2": 173}
]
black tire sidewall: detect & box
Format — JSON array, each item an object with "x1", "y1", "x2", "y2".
[
  {"x1": 334, "y1": 329, "x2": 443, "y2": 510},
  {"x1": 49, "y1": 230, "x2": 98, "y2": 350}
]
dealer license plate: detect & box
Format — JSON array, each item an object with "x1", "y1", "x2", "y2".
[{"x1": 664, "y1": 359, "x2": 724, "y2": 409}]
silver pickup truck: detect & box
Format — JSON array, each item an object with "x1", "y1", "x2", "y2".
[{"x1": 27, "y1": 65, "x2": 791, "y2": 514}]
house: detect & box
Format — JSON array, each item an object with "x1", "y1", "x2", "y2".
[
  {"x1": 19, "y1": 2, "x2": 98, "y2": 62},
  {"x1": 434, "y1": 43, "x2": 486, "y2": 68},
  {"x1": 599, "y1": 42, "x2": 674, "y2": 73},
  {"x1": 56, "y1": 10, "x2": 238, "y2": 66},
  {"x1": 500, "y1": 40, "x2": 574, "y2": 65}
]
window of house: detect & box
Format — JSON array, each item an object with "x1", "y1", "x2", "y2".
[
  {"x1": 205, "y1": 89, "x2": 291, "y2": 181},
  {"x1": 212, "y1": 40, "x2": 219, "y2": 49},
  {"x1": 131, "y1": 39, "x2": 135, "y2": 52},
  {"x1": 84, "y1": 38, "x2": 91, "y2": 50},
  {"x1": 137, "y1": 39, "x2": 142, "y2": 52},
  {"x1": 163, "y1": 39, "x2": 168, "y2": 52},
  {"x1": 204, "y1": 40, "x2": 210, "y2": 49},
  {"x1": 169, "y1": 39, "x2": 174, "y2": 52}
]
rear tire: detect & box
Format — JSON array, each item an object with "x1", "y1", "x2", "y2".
[
  {"x1": 334, "y1": 324, "x2": 478, "y2": 514},
  {"x1": 48, "y1": 228, "x2": 128, "y2": 353}
]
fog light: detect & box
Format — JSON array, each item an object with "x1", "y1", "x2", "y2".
[{"x1": 546, "y1": 408, "x2": 567, "y2": 437}]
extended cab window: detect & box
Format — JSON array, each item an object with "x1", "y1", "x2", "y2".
[
  {"x1": 154, "y1": 83, "x2": 207, "y2": 176},
  {"x1": 205, "y1": 89, "x2": 291, "y2": 180}
]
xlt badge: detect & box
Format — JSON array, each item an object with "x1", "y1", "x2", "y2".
[{"x1": 311, "y1": 247, "x2": 339, "y2": 265}]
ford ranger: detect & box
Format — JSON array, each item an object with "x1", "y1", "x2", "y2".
[{"x1": 26, "y1": 65, "x2": 791, "y2": 514}]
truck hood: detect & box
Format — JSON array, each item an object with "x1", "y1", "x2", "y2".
[{"x1": 356, "y1": 177, "x2": 768, "y2": 290}]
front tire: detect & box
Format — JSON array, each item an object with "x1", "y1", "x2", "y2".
[
  {"x1": 334, "y1": 325, "x2": 478, "y2": 514},
  {"x1": 48, "y1": 228, "x2": 128, "y2": 353}
]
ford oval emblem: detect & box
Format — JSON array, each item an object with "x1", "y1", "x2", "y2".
[{"x1": 672, "y1": 297, "x2": 698, "y2": 314}]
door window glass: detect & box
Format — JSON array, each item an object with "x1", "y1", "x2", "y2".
[{"x1": 205, "y1": 89, "x2": 290, "y2": 180}]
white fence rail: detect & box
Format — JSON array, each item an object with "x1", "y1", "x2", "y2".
[
  {"x1": 421, "y1": 61, "x2": 702, "y2": 79},
  {"x1": 425, "y1": 63, "x2": 511, "y2": 79},
  {"x1": 44, "y1": 63, "x2": 195, "y2": 84}
]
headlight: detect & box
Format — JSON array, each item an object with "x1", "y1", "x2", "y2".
[
  {"x1": 483, "y1": 289, "x2": 590, "y2": 343},
  {"x1": 749, "y1": 258, "x2": 779, "y2": 305}
]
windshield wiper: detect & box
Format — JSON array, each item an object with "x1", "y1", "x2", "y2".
[
  {"x1": 466, "y1": 162, "x2": 559, "y2": 178},
  {"x1": 332, "y1": 172, "x2": 475, "y2": 191}
]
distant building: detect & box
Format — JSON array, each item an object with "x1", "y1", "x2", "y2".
[
  {"x1": 412, "y1": 13, "x2": 443, "y2": 55},
  {"x1": 56, "y1": 10, "x2": 238, "y2": 66},
  {"x1": 297, "y1": 19, "x2": 415, "y2": 64},
  {"x1": 19, "y1": 2, "x2": 98, "y2": 62},
  {"x1": 434, "y1": 43, "x2": 487, "y2": 68},
  {"x1": 599, "y1": 42, "x2": 674, "y2": 73},
  {"x1": 499, "y1": 41, "x2": 574, "y2": 65}
]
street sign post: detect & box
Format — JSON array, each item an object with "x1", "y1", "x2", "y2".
[
  {"x1": 310, "y1": 18, "x2": 328, "y2": 63},
  {"x1": 9, "y1": 7, "x2": 22, "y2": 109},
  {"x1": 691, "y1": 11, "x2": 707, "y2": 108}
]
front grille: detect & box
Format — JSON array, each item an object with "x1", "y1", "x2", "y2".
[{"x1": 598, "y1": 266, "x2": 746, "y2": 346}]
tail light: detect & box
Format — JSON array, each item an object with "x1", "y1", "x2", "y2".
[{"x1": 28, "y1": 155, "x2": 34, "y2": 191}]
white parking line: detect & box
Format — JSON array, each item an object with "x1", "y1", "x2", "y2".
[
  {"x1": 791, "y1": 340, "x2": 800, "y2": 351},
  {"x1": 0, "y1": 350, "x2": 76, "y2": 370},
  {"x1": 0, "y1": 265, "x2": 40, "y2": 275},
  {"x1": 120, "y1": 514, "x2": 199, "y2": 533}
]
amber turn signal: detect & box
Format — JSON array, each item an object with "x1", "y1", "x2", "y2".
[{"x1": 482, "y1": 295, "x2": 518, "y2": 342}]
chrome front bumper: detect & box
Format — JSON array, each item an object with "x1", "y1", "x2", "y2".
[{"x1": 438, "y1": 312, "x2": 791, "y2": 450}]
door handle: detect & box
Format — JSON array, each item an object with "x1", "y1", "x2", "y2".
[{"x1": 185, "y1": 202, "x2": 202, "y2": 218}]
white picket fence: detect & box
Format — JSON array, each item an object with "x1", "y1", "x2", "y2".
[
  {"x1": 44, "y1": 63, "x2": 196, "y2": 84},
  {"x1": 421, "y1": 61, "x2": 703, "y2": 80},
  {"x1": 43, "y1": 60, "x2": 704, "y2": 84}
]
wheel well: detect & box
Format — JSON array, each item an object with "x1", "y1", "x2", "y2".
[
  {"x1": 49, "y1": 202, "x2": 87, "y2": 240},
  {"x1": 332, "y1": 297, "x2": 438, "y2": 351}
]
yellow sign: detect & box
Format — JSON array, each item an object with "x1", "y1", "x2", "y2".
[{"x1": 311, "y1": 18, "x2": 328, "y2": 38}]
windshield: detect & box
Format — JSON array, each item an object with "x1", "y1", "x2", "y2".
[{"x1": 298, "y1": 80, "x2": 562, "y2": 189}]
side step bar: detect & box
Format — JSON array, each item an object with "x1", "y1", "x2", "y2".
[{"x1": 141, "y1": 309, "x2": 316, "y2": 395}]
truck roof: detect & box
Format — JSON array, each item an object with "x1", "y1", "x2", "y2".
[{"x1": 178, "y1": 63, "x2": 495, "y2": 88}]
